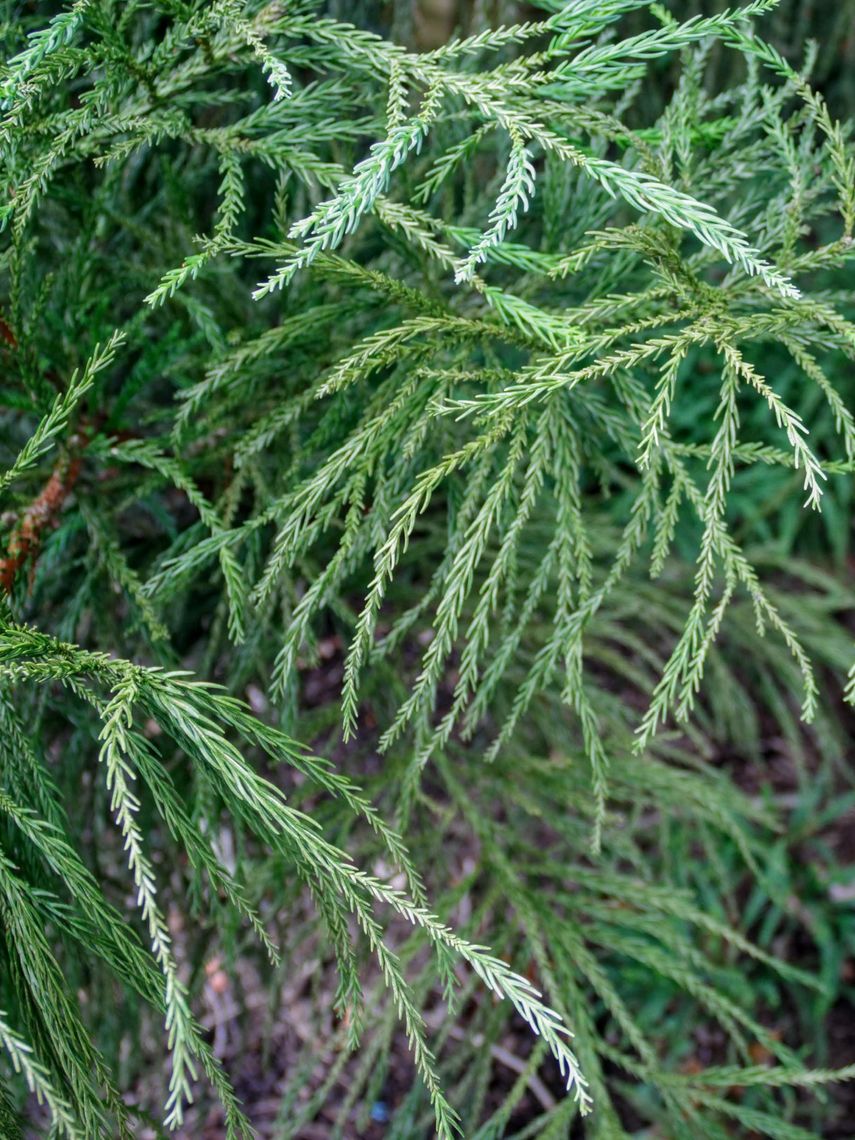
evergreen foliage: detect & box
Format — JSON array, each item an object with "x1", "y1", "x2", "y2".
[{"x1": 0, "y1": 0, "x2": 854, "y2": 1135}]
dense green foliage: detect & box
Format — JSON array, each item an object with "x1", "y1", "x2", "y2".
[{"x1": 1, "y1": 1, "x2": 854, "y2": 1136}]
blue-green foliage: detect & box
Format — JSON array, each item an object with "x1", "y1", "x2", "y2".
[{"x1": 0, "y1": 1, "x2": 854, "y2": 1136}]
